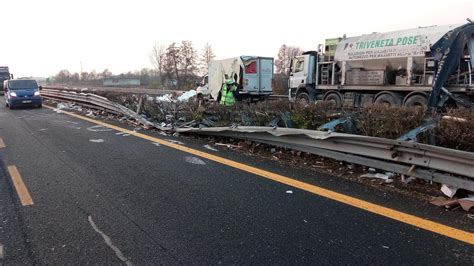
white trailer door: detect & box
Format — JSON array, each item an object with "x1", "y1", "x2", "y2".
[{"x1": 258, "y1": 58, "x2": 273, "y2": 93}]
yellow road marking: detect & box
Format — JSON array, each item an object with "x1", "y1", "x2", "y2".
[
  {"x1": 0, "y1": 137, "x2": 5, "y2": 148},
  {"x1": 7, "y1": 165, "x2": 34, "y2": 206},
  {"x1": 44, "y1": 105, "x2": 474, "y2": 245}
]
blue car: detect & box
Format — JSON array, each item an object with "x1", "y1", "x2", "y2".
[{"x1": 4, "y1": 79, "x2": 43, "y2": 109}]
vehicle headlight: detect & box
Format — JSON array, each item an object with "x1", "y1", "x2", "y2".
[
  {"x1": 10, "y1": 92, "x2": 17, "y2": 97},
  {"x1": 34, "y1": 91, "x2": 40, "y2": 96}
]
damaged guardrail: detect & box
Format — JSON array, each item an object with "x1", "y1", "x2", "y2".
[
  {"x1": 41, "y1": 89, "x2": 474, "y2": 192},
  {"x1": 176, "y1": 127, "x2": 474, "y2": 191},
  {"x1": 41, "y1": 88, "x2": 156, "y2": 128}
]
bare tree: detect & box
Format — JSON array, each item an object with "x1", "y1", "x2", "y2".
[
  {"x1": 88, "y1": 70, "x2": 98, "y2": 81},
  {"x1": 71, "y1": 72, "x2": 80, "y2": 83},
  {"x1": 275, "y1": 44, "x2": 302, "y2": 76},
  {"x1": 101, "y1": 68, "x2": 112, "y2": 79},
  {"x1": 150, "y1": 43, "x2": 166, "y2": 84},
  {"x1": 199, "y1": 42, "x2": 215, "y2": 75},
  {"x1": 55, "y1": 70, "x2": 71, "y2": 83},
  {"x1": 80, "y1": 71, "x2": 88, "y2": 81},
  {"x1": 164, "y1": 42, "x2": 181, "y2": 89},
  {"x1": 179, "y1": 40, "x2": 198, "y2": 86}
]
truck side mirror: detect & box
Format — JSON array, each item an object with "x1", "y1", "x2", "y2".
[{"x1": 39, "y1": 85, "x2": 43, "y2": 90}]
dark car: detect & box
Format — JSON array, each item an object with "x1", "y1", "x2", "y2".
[{"x1": 4, "y1": 79, "x2": 43, "y2": 109}]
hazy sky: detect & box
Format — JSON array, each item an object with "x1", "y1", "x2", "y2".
[{"x1": 2, "y1": 0, "x2": 472, "y2": 77}]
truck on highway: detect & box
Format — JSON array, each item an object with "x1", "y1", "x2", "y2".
[
  {"x1": 0, "y1": 66, "x2": 14, "y2": 95},
  {"x1": 288, "y1": 23, "x2": 474, "y2": 109},
  {"x1": 196, "y1": 56, "x2": 274, "y2": 102}
]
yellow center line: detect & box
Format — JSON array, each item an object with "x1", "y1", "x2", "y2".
[
  {"x1": 0, "y1": 137, "x2": 5, "y2": 148},
  {"x1": 7, "y1": 165, "x2": 34, "y2": 206},
  {"x1": 44, "y1": 105, "x2": 474, "y2": 245}
]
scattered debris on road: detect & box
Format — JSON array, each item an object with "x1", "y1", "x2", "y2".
[
  {"x1": 430, "y1": 196, "x2": 474, "y2": 212},
  {"x1": 441, "y1": 184, "x2": 459, "y2": 198},
  {"x1": 204, "y1": 144, "x2": 218, "y2": 151},
  {"x1": 177, "y1": 90, "x2": 197, "y2": 102},
  {"x1": 164, "y1": 139, "x2": 184, "y2": 145},
  {"x1": 185, "y1": 156, "x2": 206, "y2": 165},
  {"x1": 360, "y1": 173, "x2": 394, "y2": 184},
  {"x1": 214, "y1": 143, "x2": 242, "y2": 149}
]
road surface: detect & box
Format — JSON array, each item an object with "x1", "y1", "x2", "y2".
[{"x1": 0, "y1": 100, "x2": 472, "y2": 264}]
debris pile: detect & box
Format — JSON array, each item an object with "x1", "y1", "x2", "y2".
[{"x1": 430, "y1": 196, "x2": 474, "y2": 212}]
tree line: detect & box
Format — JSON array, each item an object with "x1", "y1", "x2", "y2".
[
  {"x1": 51, "y1": 41, "x2": 216, "y2": 90},
  {"x1": 51, "y1": 42, "x2": 302, "y2": 94}
]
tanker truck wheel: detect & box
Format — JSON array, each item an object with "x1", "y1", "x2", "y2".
[
  {"x1": 323, "y1": 91, "x2": 342, "y2": 108},
  {"x1": 403, "y1": 93, "x2": 427, "y2": 111},
  {"x1": 296, "y1": 92, "x2": 310, "y2": 106},
  {"x1": 374, "y1": 92, "x2": 402, "y2": 107}
]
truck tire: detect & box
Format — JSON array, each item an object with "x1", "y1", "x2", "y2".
[
  {"x1": 296, "y1": 92, "x2": 310, "y2": 106},
  {"x1": 374, "y1": 92, "x2": 402, "y2": 107},
  {"x1": 403, "y1": 94, "x2": 427, "y2": 110},
  {"x1": 323, "y1": 91, "x2": 342, "y2": 108}
]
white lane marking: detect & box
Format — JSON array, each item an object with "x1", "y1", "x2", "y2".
[
  {"x1": 39, "y1": 128, "x2": 48, "y2": 131},
  {"x1": 203, "y1": 144, "x2": 218, "y2": 151},
  {"x1": 87, "y1": 125, "x2": 113, "y2": 132},
  {"x1": 89, "y1": 139, "x2": 104, "y2": 143},
  {"x1": 185, "y1": 156, "x2": 206, "y2": 165},
  {"x1": 88, "y1": 216, "x2": 132, "y2": 266},
  {"x1": 151, "y1": 142, "x2": 161, "y2": 147},
  {"x1": 0, "y1": 244, "x2": 4, "y2": 259},
  {"x1": 164, "y1": 139, "x2": 184, "y2": 145}
]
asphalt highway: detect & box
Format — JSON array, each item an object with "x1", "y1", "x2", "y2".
[{"x1": 0, "y1": 101, "x2": 472, "y2": 264}]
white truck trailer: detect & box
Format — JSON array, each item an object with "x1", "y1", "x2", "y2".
[
  {"x1": 288, "y1": 23, "x2": 474, "y2": 109},
  {"x1": 196, "y1": 56, "x2": 274, "y2": 102}
]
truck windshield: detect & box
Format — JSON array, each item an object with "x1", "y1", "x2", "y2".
[
  {"x1": 0, "y1": 73, "x2": 9, "y2": 79},
  {"x1": 293, "y1": 58, "x2": 305, "y2": 73},
  {"x1": 8, "y1": 80, "x2": 38, "y2": 90}
]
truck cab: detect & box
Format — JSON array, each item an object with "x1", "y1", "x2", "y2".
[{"x1": 288, "y1": 51, "x2": 320, "y2": 103}]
